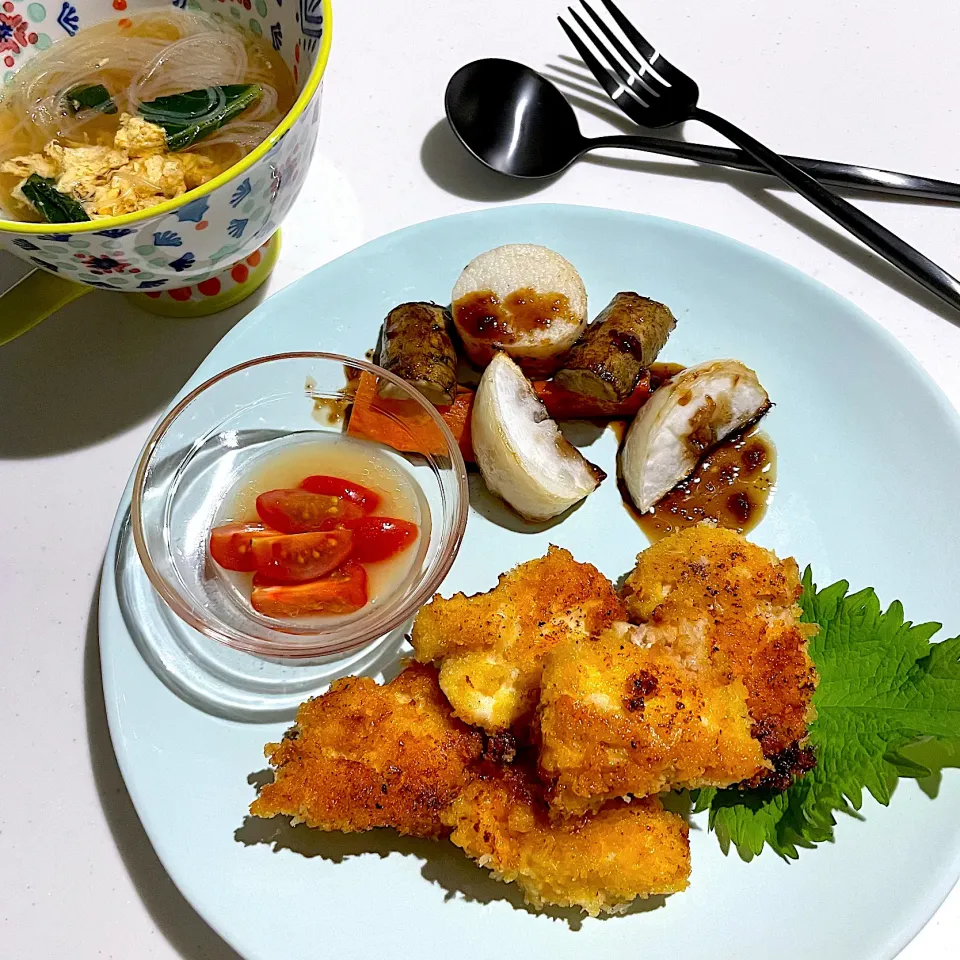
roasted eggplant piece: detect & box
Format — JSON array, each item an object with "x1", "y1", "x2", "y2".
[
  {"x1": 377, "y1": 301, "x2": 458, "y2": 406},
  {"x1": 554, "y1": 293, "x2": 676, "y2": 402}
]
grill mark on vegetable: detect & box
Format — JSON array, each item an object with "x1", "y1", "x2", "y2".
[
  {"x1": 554, "y1": 293, "x2": 677, "y2": 402},
  {"x1": 377, "y1": 301, "x2": 457, "y2": 405}
]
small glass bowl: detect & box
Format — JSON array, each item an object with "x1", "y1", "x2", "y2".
[{"x1": 132, "y1": 352, "x2": 469, "y2": 659}]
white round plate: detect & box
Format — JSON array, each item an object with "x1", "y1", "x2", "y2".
[{"x1": 100, "y1": 204, "x2": 960, "y2": 960}]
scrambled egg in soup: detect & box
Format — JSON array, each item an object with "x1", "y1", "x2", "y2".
[{"x1": 0, "y1": 114, "x2": 221, "y2": 219}]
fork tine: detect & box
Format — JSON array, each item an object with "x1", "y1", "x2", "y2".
[
  {"x1": 595, "y1": 0, "x2": 681, "y2": 84},
  {"x1": 567, "y1": 7, "x2": 647, "y2": 100},
  {"x1": 595, "y1": 0, "x2": 656, "y2": 61},
  {"x1": 580, "y1": 0, "x2": 661, "y2": 98},
  {"x1": 557, "y1": 15, "x2": 623, "y2": 102},
  {"x1": 580, "y1": 1, "x2": 641, "y2": 76}
]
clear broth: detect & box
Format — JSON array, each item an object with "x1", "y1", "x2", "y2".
[{"x1": 0, "y1": 10, "x2": 296, "y2": 220}]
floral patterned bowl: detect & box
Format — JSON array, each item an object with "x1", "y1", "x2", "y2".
[{"x1": 0, "y1": 0, "x2": 331, "y2": 343}]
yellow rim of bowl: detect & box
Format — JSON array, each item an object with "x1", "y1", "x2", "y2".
[{"x1": 0, "y1": 0, "x2": 333, "y2": 236}]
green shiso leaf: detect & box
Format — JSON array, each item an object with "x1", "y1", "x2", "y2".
[{"x1": 694, "y1": 567, "x2": 960, "y2": 859}]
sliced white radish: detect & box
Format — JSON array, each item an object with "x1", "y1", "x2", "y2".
[
  {"x1": 620, "y1": 359, "x2": 770, "y2": 513},
  {"x1": 451, "y1": 244, "x2": 587, "y2": 376},
  {"x1": 472, "y1": 352, "x2": 605, "y2": 521}
]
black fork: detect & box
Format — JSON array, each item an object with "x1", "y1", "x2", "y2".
[{"x1": 560, "y1": 0, "x2": 960, "y2": 314}]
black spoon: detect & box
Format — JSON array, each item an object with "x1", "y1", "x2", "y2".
[{"x1": 444, "y1": 59, "x2": 960, "y2": 202}]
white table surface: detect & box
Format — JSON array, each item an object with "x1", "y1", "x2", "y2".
[{"x1": 2, "y1": 0, "x2": 959, "y2": 956}]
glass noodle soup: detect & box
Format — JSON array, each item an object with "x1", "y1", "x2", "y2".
[{"x1": 0, "y1": 11, "x2": 296, "y2": 222}]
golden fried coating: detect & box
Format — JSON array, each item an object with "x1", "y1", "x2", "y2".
[
  {"x1": 411, "y1": 546, "x2": 626, "y2": 732},
  {"x1": 250, "y1": 663, "x2": 484, "y2": 837},
  {"x1": 442, "y1": 760, "x2": 690, "y2": 916},
  {"x1": 621, "y1": 524, "x2": 818, "y2": 787},
  {"x1": 538, "y1": 623, "x2": 769, "y2": 814}
]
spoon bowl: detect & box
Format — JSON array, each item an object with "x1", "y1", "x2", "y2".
[{"x1": 445, "y1": 59, "x2": 585, "y2": 179}]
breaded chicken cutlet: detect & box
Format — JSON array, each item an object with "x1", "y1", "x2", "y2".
[
  {"x1": 538, "y1": 526, "x2": 818, "y2": 814},
  {"x1": 441, "y1": 757, "x2": 690, "y2": 916},
  {"x1": 250, "y1": 659, "x2": 689, "y2": 917},
  {"x1": 538, "y1": 623, "x2": 769, "y2": 814},
  {"x1": 623, "y1": 525, "x2": 819, "y2": 786},
  {"x1": 250, "y1": 663, "x2": 484, "y2": 837},
  {"x1": 411, "y1": 546, "x2": 626, "y2": 732}
]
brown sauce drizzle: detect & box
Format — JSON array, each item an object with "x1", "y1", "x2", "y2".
[
  {"x1": 310, "y1": 396, "x2": 350, "y2": 425},
  {"x1": 608, "y1": 363, "x2": 685, "y2": 443},
  {"x1": 306, "y1": 373, "x2": 353, "y2": 426},
  {"x1": 648, "y1": 361, "x2": 686, "y2": 388},
  {"x1": 616, "y1": 426, "x2": 777, "y2": 542},
  {"x1": 453, "y1": 288, "x2": 571, "y2": 342}
]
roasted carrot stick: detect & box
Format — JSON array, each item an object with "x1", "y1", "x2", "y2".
[
  {"x1": 347, "y1": 369, "x2": 656, "y2": 460},
  {"x1": 347, "y1": 372, "x2": 474, "y2": 461},
  {"x1": 534, "y1": 372, "x2": 652, "y2": 419}
]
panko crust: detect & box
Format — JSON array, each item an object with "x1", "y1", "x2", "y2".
[
  {"x1": 250, "y1": 663, "x2": 484, "y2": 837},
  {"x1": 538, "y1": 623, "x2": 769, "y2": 815},
  {"x1": 410, "y1": 546, "x2": 626, "y2": 732},
  {"x1": 621, "y1": 524, "x2": 819, "y2": 788},
  {"x1": 441, "y1": 760, "x2": 690, "y2": 916}
]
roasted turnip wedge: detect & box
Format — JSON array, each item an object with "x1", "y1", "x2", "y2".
[
  {"x1": 473, "y1": 353, "x2": 605, "y2": 521},
  {"x1": 620, "y1": 359, "x2": 770, "y2": 513}
]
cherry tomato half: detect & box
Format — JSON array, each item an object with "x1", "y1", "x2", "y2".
[
  {"x1": 299, "y1": 475, "x2": 382, "y2": 514},
  {"x1": 250, "y1": 529, "x2": 353, "y2": 584},
  {"x1": 209, "y1": 522, "x2": 278, "y2": 572},
  {"x1": 338, "y1": 517, "x2": 419, "y2": 563},
  {"x1": 251, "y1": 562, "x2": 369, "y2": 618},
  {"x1": 255, "y1": 489, "x2": 364, "y2": 533}
]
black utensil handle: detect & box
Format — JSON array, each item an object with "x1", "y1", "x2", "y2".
[
  {"x1": 690, "y1": 108, "x2": 960, "y2": 312},
  {"x1": 590, "y1": 134, "x2": 960, "y2": 202}
]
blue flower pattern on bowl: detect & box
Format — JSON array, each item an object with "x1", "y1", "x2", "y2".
[
  {"x1": 56, "y1": 2, "x2": 80, "y2": 37},
  {"x1": 299, "y1": 0, "x2": 323, "y2": 38},
  {"x1": 153, "y1": 230, "x2": 183, "y2": 247},
  {"x1": 229, "y1": 179, "x2": 252, "y2": 208},
  {"x1": 227, "y1": 219, "x2": 247, "y2": 240},
  {"x1": 169, "y1": 252, "x2": 196, "y2": 272},
  {"x1": 175, "y1": 196, "x2": 210, "y2": 223}
]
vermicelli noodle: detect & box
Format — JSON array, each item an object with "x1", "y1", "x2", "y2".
[{"x1": 0, "y1": 10, "x2": 297, "y2": 221}]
